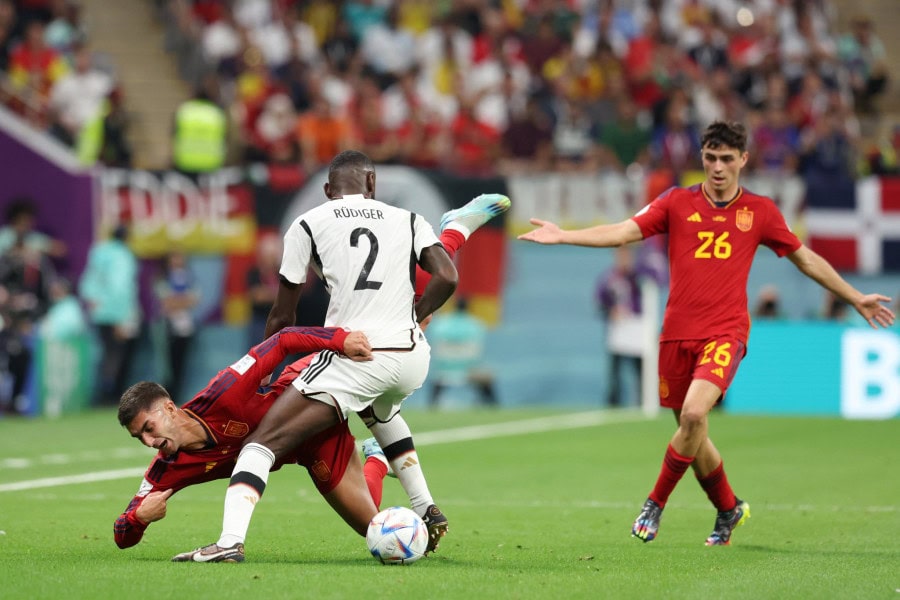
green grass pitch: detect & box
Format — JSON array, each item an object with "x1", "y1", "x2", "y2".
[{"x1": 1, "y1": 408, "x2": 897, "y2": 599}]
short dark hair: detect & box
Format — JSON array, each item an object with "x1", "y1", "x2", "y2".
[
  {"x1": 328, "y1": 150, "x2": 374, "y2": 178},
  {"x1": 118, "y1": 381, "x2": 170, "y2": 427},
  {"x1": 701, "y1": 120, "x2": 748, "y2": 153}
]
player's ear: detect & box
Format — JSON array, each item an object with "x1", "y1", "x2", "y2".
[
  {"x1": 323, "y1": 181, "x2": 332, "y2": 199},
  {"x1": 366, "y1": 170, "x2": 376, "y2": 197}
]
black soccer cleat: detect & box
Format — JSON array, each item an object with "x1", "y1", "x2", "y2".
[
  {"x1": 421, "y1": 504, "x2": 449, "y2": 554},
  {"x1": 705, "y1": 498, "x2": 750, "y2": 546}
]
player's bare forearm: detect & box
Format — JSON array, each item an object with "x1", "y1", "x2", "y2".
[
  {"x1": 789, "y1": 245, "x2": 895, "y2": 328},
  {"x1": 518, "y1": 219, "x2": 642, "y2": 247},
  {"x1": 415, "y1": 245, "x2": 458, "y2": 322},
  {"x1": 263, "y1": 277, "x2": 303, "y2": 340}
]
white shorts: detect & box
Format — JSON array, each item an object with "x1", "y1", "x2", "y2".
[{"x1": 292, "y1": 340, "x2": 431, "y2": 419}]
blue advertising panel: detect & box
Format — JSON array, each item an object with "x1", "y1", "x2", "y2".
[{"x1": 727, "y1": 322, "x2": 900, "y2": 419}]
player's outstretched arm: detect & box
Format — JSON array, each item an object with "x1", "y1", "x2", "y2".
[
  {"x1": 518, "y1": 218, "x2": 642, "y2": 247},
  {"x1": 788, "y1": 245, "x2": 895, "y2": 329}
]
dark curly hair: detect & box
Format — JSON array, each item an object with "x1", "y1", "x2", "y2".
[{"x1": 700, "y1": 121, "x2": 748, "y2": 153}]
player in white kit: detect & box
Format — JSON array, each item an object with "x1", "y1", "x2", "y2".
[{"x1": 174, "y1": 151, "x2": 458, "y2": 562}]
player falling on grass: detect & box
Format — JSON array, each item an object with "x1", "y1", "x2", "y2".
[
  {"x1": 115, "y1": 327, "x2": 376, "y2": 551},
  {"x1": 173, "y1": 150, "x2": 509, "y2": 562},
  {"x1": 114, "y1": 192, "x2": 510, "y2": 559},
  {"x1": 519, "y1": 120, "x2": 894, "y2": 545}
]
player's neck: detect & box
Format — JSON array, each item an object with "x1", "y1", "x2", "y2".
[
  {"x1": 702, "y1": 181, "x2": 741, "y2": 205},
  {"x1": 178, "y1": 412, "x2": 208, "y2": 451}
]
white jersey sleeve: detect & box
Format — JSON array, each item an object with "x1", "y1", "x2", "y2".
[
  {"x1": 280, "y1": 216, "x2": 313, "y2": 285},
  {"x1": 285, "y1": 195, "x2": 441, "y2": 348}
]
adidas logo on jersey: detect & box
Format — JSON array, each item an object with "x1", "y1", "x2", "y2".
[
  {"x1": 687, "y1": 212, "x2": 702, "y2": 222},
  {"x1": 711, "y1": 367, "x2": 725, "y2": 378}
]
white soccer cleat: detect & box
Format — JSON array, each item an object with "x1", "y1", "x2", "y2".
[{"x1": 439, "y1": 193, "x2": 511, "y2": 236}]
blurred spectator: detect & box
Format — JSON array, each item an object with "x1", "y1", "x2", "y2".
[
  {"x1": 0, "y1": 231, "x2": 54, "y2": 414},
  {"x1": 754, "y1": 284, "x2": 783, "y2": 320},
  {"x1": 799, "y1": 111, "x2": 856, "y2": 203},
  {"x1": 154, "y1": 251, "x2": 198, "y2": 398},
  {"x1": 499, "y1": 94, "x2": 553, "y2": 174},
  {"x1": 245, "y1": 232, "x2": 281, "y2": 347},
  {"x1": 837, "y1": 14, "x2": 888, "y2": 114},
  {"x1": 40, "y1": 275, "x2": 86, "y2": 339},
  {"x1": 447, "y1": 93, "x2": 501, "y2": 176},
  {"x1": 7, "y1": 18, "x2": 68, "y2": 101},
  {"x1": 343, "y1": 0, "x2": 387, "y2": 41},
  {"x1": 172, "y1": 81, "x2": 228, "y2": 174},
  {"x1": 596, "y1": 245, "x2": 644, "y2": 408},
  {"x1": 0, "y1": 198, "x2": 66, "y2": 259},
  {"x1": 47, "y1": 43, "x2": 112, "y2": 147},
  {"x1": 426, "y1": 297, "x2": 497, "y2": 409},
  {"x1": 687, "y1": 19, "x2": 729, "y2": 76},
  {"x1": 78, "y1": 224, "x2": 140, "y2": 406},
  {"x1": 360, "y1": 4, "x2": 415, "y2": 81},
  {"x1": 595, "y1": 96, "x2": 651, "y2": 172},
  {"x1": 0, "y1": 0, "x2": 19, "y2": 72},
  {"x1": 863, "y1": 125, "x2": 900, "y2": 176},
  {"x1": 749, "y1": 103, "x2": 800, "y2": 175},
  {"x1": 295, "y1": 91, "x2": 353, "y2": 175},
  {"x1": 93, "y1": 86, "x2": 132, "y2": 167},
  {"x1": 650, "y1": 90, "x2": 701, "y2": 176},
  {"x1": 44, "y1": 0, "x2": 85, "y2": 56},
  {"x1": 246, "y1": 91, "x2": 298, "y2": 163}
]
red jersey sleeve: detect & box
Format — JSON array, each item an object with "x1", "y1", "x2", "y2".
[
  {"x1": 632, "y1": 187, "x2": 675, "y2": 238},
  {"x1": 760, "y1": 202, "x2": 802, "y2": 257}
]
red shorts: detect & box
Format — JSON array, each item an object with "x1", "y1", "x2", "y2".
[
  {"x1": 291, "y1": 420, "x2": 357, "y2": 495},
  {"x1": 657, "y1": 337, "x2": 746, "y2": 409},
  {"x1": 277, "y1": 353, "x2": 356, "y2": 495}
]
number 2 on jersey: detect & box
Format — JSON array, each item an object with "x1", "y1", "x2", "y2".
[{"x1": 350, "y1": 227, "x2": 383, "y2": 290}]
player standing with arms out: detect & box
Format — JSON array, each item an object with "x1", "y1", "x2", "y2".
[
  {"x1": 175, "y1": 150, "x2": 458, "y2": 562},
  {"x1": 114, "y1": 326, "x2": 379, "y2": 554},
  {"x1": 519, "y1": 121, "x2": 894, "y2": 545}
]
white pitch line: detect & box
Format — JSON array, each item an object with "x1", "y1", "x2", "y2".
[
  {"x1": 0, "y1": 410, "x2": 643, "y2": 493},
  {"x1": 0, "y1": 468, "x2": 147, "y2": 492}
]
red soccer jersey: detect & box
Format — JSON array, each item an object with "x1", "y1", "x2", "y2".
[
  {"x1": 114, "y1": 326, "x2": 350, "y2": 549},
  {"x1": 632, "y1": 184, "x2": 801, "y2": 343}
]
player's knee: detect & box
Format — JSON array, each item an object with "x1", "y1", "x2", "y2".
[{"x1": 678, "y1": 408, "x2": 707, "y2": 433}]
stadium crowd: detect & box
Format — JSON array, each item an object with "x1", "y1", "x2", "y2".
[{"x1": 1, "y1": 0, "x2": 896, "y2": 177}]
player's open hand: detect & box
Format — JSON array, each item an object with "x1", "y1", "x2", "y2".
[
  {"x1": 344, "y1": 331, "x2": 373, "y2": 361},
  {"x1": 135, "y1": 489, "x2": 173, "y2": 524},
  {"x1": 855, "y1": 294, "x2": 895, "y2": 329},
  {"x1": 517, "y1": 218, "x2": 563, "y2": 244}
]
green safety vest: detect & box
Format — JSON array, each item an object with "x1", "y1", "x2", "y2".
[{"x1": 173, "y1": 100, "x2": 227, "y2": 173}]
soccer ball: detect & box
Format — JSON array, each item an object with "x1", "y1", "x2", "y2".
[{"x1": 366, "y1": 506, "x2": 428, "y2": 565}]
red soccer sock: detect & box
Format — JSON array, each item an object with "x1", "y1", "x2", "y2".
[
  {"x1": 648, "y1": 444, "x2": 695, "y2": 508},
  {"x1": 696, "y1": 461, "x2": 737, "y2": 512},
  {"x1": 414, "y1": 229, "x2": 465, "y2": 298},
  {"x1": 363, "y1": 457, "x2": 388, "y2": 509}
]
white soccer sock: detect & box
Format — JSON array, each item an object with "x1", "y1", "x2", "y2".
[
  {"x1": 367, "y1": 416, "x2": 434, "y2": 515},
  {"x1": 217, "y1": 442, "x2": 275, "y2": 548}
]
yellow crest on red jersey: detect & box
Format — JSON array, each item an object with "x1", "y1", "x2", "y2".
[
  {"x1": 223, "y1": 420, "x2": 250, "y2": 437},
  {"x1": 735, "y1": 208, "x2": 753, "y2": 232},
  {"x1": 311, "y1": 460, "x2": 332, "y2": 482}
]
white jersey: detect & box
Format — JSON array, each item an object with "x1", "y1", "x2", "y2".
[{"x1": 280, "y1": 194, "x2": 441, "y2": 349}]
